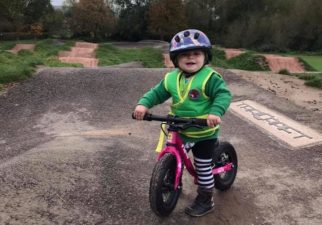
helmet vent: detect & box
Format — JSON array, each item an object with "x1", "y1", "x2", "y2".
[
  {"x1": 184, "y1": 31, "x2": 190, "y2": 37},
  {"x1": 194, "y1": 32, "x2": 200, "y2": 39},
  {"x1": 175, "y1": 35, "x2": 180, "y2": 42}
]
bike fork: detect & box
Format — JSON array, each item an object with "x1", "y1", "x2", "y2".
[{"x1": 157, "y1": 147, "x2": 183, "y2": 191}]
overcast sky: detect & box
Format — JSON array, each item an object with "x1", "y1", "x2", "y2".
[{"x1": 51, "y1": 0, "x2": 64, "y2": 6}]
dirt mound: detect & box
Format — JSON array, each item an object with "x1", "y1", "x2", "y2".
[
  {"x1": 224, "y1": 48, "x2": 245, "y2": 59},
  {"x1": 264, "y1": 54, "x2": 305, "y2": 73},
  {"x1": 75, "y1": 42, "x2": 98, "y2": 49},
  {"x1": 222, "y1": 48, "x2": 305, "y2": 73},
  {"x1": 58, "y1": 57, "x2": 99, "y2": 67},
  {"x1": 8, "y1": 44, "x2": 35, "y2": 54},
  {"x1": 163, "y1": 53, "x2": 174, "y2": 68},
  {"x1": 58, "y1": 47, "x2": 95, "y2": 58},
  {"x1": 58, "y1": 42, "x2": 98, "y2": 67}
]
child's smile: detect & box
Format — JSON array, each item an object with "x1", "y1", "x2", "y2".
[{"x1": 178, "y1": 50, "x2": 205, "y2": 74}]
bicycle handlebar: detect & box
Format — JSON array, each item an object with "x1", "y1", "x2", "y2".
[{"x1": 132, "y1": 113, "x2": 208, "y2": 127}]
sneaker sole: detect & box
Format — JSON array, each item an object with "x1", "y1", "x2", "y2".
[{"x1": 184, "y1": 206, "x2": 214, "y2": 217}]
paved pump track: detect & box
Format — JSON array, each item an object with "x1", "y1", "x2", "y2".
[{"x1": 0, "y1": 66, "x2": 321, "y2": 225}]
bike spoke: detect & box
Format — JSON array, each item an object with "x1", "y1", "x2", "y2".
[{"x1": 162, "y1": 182, "x2": 174, "y2": 191}]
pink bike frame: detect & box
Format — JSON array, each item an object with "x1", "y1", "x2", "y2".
[{"x1": 157, "y1": 130, "x2": 233, "y2": 191}]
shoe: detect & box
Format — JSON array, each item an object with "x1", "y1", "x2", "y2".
[{"x1": 185, "y1": 187, "x2": 214, "y2": 217}]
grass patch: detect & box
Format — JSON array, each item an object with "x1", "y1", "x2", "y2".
[
  {"x1": 299, "y1": 55, "x2": 322, "y2": 71},
  {"x1": 212, "y1": 48, "x2": 230, "y2": 68},
  {"x1": 298, "y1": 57, "x2": 317, "y2": 71},
  {"x1": 228, "y1": 52, "x2": 269, "y2": 71},
  {"x1": 96, "y1": 44, "x2": 164, "y2": 68},
  {"x1": 0, "y1": 40, "x2": 36, "y2": 51},
  {"x1": 212, "y1": 48, "x2": 269, "y2": 71},
  {"x1": 0, "y1": 51, "x2": 34, "y2": 83},
  {"x1": 0, "y1": 42, "x2": 16, "y2": 51},
  {"x1": 293, "y1": 72, "x2": 322, "y2": 89},
  {"x1": 305, "y1": 76, "x2": 322, "y2": 88},
  {"x1": 0, "y1": 39, "x2": 81, "y2": 84}
]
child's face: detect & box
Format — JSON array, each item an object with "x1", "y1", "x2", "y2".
[{"x1": 177, "y1": 50, "x2": 205, "y2": 74}]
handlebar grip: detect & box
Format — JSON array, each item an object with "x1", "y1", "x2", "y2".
[
  {"x1": 131, "y1": 112, "x2": 153, "y2": 120},
  {"x1": 193, "y1": 118, "x2": 208, "y2": 126},
  {"x1": 132, "y1": 112, "x2": 208, "y2": 127},
  {"x1": 143, "y1": 113, "x2": 153, "y2": 121}
]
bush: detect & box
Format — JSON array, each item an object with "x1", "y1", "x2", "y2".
[
  {"x1": 278, "y1": 69, "x2": 291, "y2": 75},
  {"x1": 228, "y1": 52, "x2": 269, "y2": 71},
  {"x1": 212, "y1": 48, "x2": 226, "y2": 60},
  {"x1": 295, "y1": 73, "x2": 322, "y2": 89},
  {"x1": 305, "y1": 76, "x2": 322, "y2": 89},
  {"x1": 212, "y1": 48, "x2": 229, "y2": 68}
]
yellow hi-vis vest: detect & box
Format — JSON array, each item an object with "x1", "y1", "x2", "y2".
[{"x1": 164, "y1": 66, "x2": 220, "y2": 139}]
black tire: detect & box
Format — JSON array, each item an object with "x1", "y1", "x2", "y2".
[
  {"x1": 149, "y1": 153, "x2": 181, "y2": 217},
  {"x1": 213, "y1": 141, "x2": 238, "y2": 191}
]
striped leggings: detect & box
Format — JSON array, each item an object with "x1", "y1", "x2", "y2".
[{"x1": 191, "y1": 139, "x2": 218, "y2": 189}]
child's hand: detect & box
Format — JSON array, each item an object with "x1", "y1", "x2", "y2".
[
  {"x1": 207, "y1": 114, "x2": 221, "y2": 127},
  {"x1": 133, "y1": 105, "x2": 148, "y2": 120}
]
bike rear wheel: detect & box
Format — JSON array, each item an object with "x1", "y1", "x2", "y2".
[
  {"x1": 213, "y1": 141, "x2": 238, "y2": 191},
  {"x1": 149, "y1": 153, "x2": 181, "y2": 217}
]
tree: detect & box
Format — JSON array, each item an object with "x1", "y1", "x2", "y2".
[
  {"x1": 23, "y1": 0, "x2": 53, "y2": 25},
  {"x1": 184, "y1": 0, "x2": 221, "y2": 43},
  {"x1": 287, "y1": 0, "x2": 322, "y2": 51},
  {"x1": 42, "y1": 9, "x2": 67, "y2": 37},
  {"x1": 69, "y1": 0, "x2": 116, "y2": 40},
  {"x1": 148, "y1": 0, "x2": 187, "y2": 40},
  {"x1": 111, "y1": 0, "x2": 151, "y2": 40},
  {"x1": 0, "y1": 0, "x2": 25, "y2": 32},
  {"x1": 0, "y1": 0, "x2": 54, "y2": 34}
]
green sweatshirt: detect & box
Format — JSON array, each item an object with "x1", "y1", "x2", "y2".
[{"x1": 137, "y1": 67, "x2": 232, "y2": 142}]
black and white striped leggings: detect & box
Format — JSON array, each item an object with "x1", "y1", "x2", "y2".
[{"x1": 191, "y1": 139, "x2": 218, "y2": 189}]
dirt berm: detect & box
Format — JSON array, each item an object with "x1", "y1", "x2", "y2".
[{"x1": 0, "y1": 67, "x2": 321, "y2": 225}]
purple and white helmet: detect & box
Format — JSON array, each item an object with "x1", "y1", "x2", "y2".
[{"x1": 169, "y1": 29, "x2": 212, "y2": 66}]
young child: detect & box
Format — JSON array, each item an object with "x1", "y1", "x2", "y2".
[{"x1": 133, "y1": 29, "x2": 232, "y2": 217}]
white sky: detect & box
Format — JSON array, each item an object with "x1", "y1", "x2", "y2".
[{"x1": 51, "y1": 0, "x2": 64, "y2": 6}]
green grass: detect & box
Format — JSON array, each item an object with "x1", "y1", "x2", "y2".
[
  {"x1": 0, "y1": 39, "x2": 82, "y2": 84},
  {"x1": 298, "y1": 55, "x2": 322, "y2": 71},
  {"x1": 212, "y1": 48, "x2": 269, "y2": 71},
  {"x1": 96, "y1": 44, "x2": 164, "y2": 68},
  {"x1": 292, "y1": 72, "x2": 322, "y2": 89},
  {"x1": 0, "y1": 40, "x2": 36, "y2": 51},
  {"x1": 212, "y1": 48, "x2": 230, "y2": 68}
]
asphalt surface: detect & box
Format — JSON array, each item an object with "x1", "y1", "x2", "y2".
[{"x1": 0, "y1": 67, "x2": 321, "y2": 225}]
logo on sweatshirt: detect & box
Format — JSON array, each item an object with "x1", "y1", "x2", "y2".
[{"x1": 188, "y1": 89, "x2": 200, "y2": 100}]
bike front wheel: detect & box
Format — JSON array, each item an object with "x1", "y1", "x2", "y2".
[
  {"x1": 213, "y1": 141, "x2": 238, "y2": 191},
  {"x1": 149, "y1": 153, "x2": 181, "y2": 217}
]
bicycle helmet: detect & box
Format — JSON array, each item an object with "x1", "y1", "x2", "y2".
[{"x1": 169, "y1": 29, "x2": 212, "y2": 67}]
